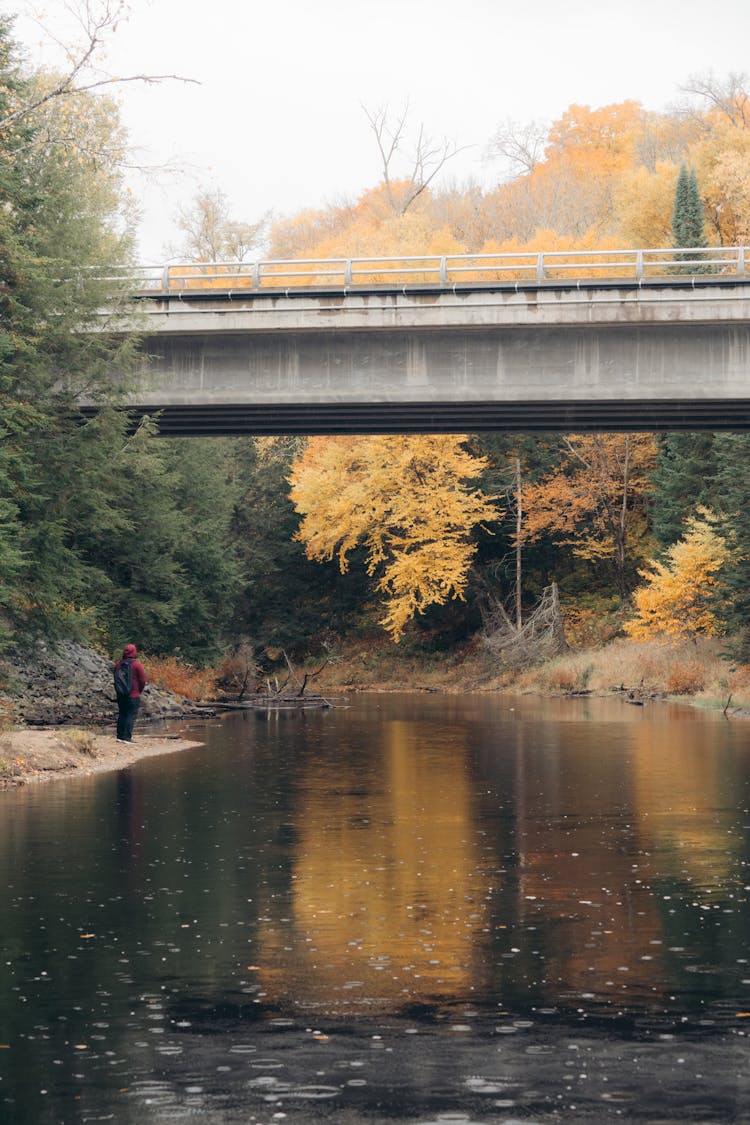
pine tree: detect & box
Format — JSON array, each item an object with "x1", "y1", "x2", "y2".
[
  {"x1": 229, "y1": 437, "x2": 359, "y2": 651},
  {"x1": 671, "y1": 164, "x2": 708, "y2": 271},
  {"x1": 0, "y1": 17, "x2": 139, "y2": 647},
  {"x1": 651, "y1": 433, "x2": 717, "y2": 549},
  {"x1": 714, "y1": 434, "x2": 750, "y2": 659}
]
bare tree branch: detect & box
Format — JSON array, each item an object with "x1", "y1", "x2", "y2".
[
  {"x1": 486, "y1": 117, "x2": 549, "y2": 178},
  {"x1": 679, "y1": 71, "x2": 750, "y2": 129},
  {"x1": 172, "y1": 186, "x2": 271, "y2": 262},
  {"x1": 1, "y1": 0, "x2": 198, "y2": 135},
  {"x1": 363, "y1": 101, "x2": 470, "y2": 215}
]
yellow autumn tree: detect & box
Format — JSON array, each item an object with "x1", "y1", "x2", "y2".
[
  {"x1": 288, "y1": 435, "x2": 498, "y2": 641},
  {"x1": 625, "y1": 508, "x2": 728, "y2": 641}
]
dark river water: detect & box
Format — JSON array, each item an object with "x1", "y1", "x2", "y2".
[{"x1": 3, "y1": 692, "x2": 750, "y2": 1123}]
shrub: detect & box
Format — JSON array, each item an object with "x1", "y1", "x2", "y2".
[
  {"x1": 562, "y1": 597, "x2": 624, "y2": 649},
  {"x1": 147, "y1": 657, "x2": 217, "y2": 701},
  {"x1": 215, "y1": 643, "x2": 260, "y2": 697},
  {"x1": 665, "y1": 660, "x2": 707, "y2": 695},
  {"x1": 61, "y1": 728, "x2": 97, "y2": 757}
]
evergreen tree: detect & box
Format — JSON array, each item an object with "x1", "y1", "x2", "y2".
[
  {"x1": 714, "y1": 434, "x2": 750, "y2": 660},
  {"x1": 650, "y1": 433, "x2": 717, "y2": 549},
  {"x1": 671, "y1": 164, "x2": 708, "y2": 271},
  {"x1": 229, "y1": 437, "x2": 363, "y2": 652},
  {"x1": 157, "y1": 438, "x2": 242, "y2": 664},
  {"x1": 0, "y1": 17, "x2": 139, "y2": 648}
]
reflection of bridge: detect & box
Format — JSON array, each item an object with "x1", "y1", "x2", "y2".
[{"x1": 108, "y1": 247, "x2": 750, "y2": 435}]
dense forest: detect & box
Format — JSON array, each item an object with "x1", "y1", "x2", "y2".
[{"x1": 2, "y1": 10, "x2": 750, "y2": 680}]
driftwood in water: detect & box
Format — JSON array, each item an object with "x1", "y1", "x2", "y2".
[
  {"x1": 480, "y1": 582, "x2": 567, "y2": 668},
  {"x1": 212, "y1": 693, "x2": 334, "y2": 711}
]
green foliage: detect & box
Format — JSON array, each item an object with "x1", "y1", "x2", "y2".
[
  {"x1": 651, "y1": 433, "x2": 717, "y2": 550},
  {"x1": 229, "y1": 438, "x2": 366, "y2": 652},
  {"x1": 0, "y1": 17, "x2": 141, "y2": 647},
  {"x1": 671, "y1": 164, "x2": 708, "y2": 271},
  {"x1": 155, "y1": 438, "x2": 241, "y2": 664},
  {"x1": 714, "y1": 434, "x2": 750, "y2": 659}
]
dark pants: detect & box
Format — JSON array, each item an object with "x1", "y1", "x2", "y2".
[{"x1": 116, "y1": 695, "x2": 141, "y2": 742}]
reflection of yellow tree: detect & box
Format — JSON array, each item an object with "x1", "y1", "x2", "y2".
[
  {"x1": 514, "y1": 706, "x2": 741, "y2": 1000},
  {"x1": 256, "y1": 720, "x2": 492, "y2": 1012},
  {"x1": 629, "y1": 711, "x2": 736, "y2": 888}
]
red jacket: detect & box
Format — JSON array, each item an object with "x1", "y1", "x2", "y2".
[{"x1": 115, "y1": 658, "x2": 147, "y2": 698}]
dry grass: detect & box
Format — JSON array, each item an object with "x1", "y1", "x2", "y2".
[
  {"x1": 516, "y1": 637, "x2": 750, "y2": 708},
  {"x1": 60, "y1": 728, "x2": 98, "y2": 757},
  {"x1": 305, "y1": 628, "x2": 750, "y2": 712},
  {"x1": 147, "y1": 657, "x2": 217, "y2": 701}
]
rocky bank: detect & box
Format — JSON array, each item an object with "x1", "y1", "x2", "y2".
[{"x1": 1, "y1": 640, "x2": 198, "y2": 727}]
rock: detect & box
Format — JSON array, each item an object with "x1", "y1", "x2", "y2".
[{"x1": 0, "y1": 640, "x2": 197, "y2": 727}]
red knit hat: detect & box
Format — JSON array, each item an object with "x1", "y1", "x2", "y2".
[{"x1": 122, "y1": 643, "x2": 137, "y2": 659}]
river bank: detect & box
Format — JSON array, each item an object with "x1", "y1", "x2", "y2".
[
  {"x1": 3, "y1": 632, "x2": 749, "y2": 791},
  {"x1": 0, "y1": 639, "x2": 210, "y2": 788},
  {"x1": 311, "y1": 632, "x2": 750, "y2": 714},
  {"x1": 0, "y1": 726, "x2": 205, "y2": 788}
]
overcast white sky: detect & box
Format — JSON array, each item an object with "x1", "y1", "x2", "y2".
[{"x1": 7, "y1": 0, "x2": 750, "y2": 260}]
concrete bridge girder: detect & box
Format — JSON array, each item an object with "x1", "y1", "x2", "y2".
[{"x1": 110, "y1": 280, "x2": 750, "y2": 434}]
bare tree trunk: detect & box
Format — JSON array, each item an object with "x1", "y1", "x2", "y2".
[{"x1": 363, "y1": 102, "x2": 468, "y2": 215}]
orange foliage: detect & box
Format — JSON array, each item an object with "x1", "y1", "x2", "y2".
[
  {"x1": 147, "y1": 656, "x2": 217, "y2": 701},
  {"x1": 178, "y1": 85, "x2": 750, "y2": 296},
  {"x1": 665, "y1": 660, "x2": 708, "y2": 695},
  {"x1": 519, "y1": 434, "x2": 656, "y2": 600}
]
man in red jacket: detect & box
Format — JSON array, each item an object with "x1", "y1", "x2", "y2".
[{"x1": 114, "y1": 643, "x2": 147, "y2": 743}]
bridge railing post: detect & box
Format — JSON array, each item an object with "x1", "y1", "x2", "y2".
[
  {"x1": 739, "y1": 246, "x2": 746, "y2": 276},
  {"x1": 536, "y1": 253, "x2": 545, "y2": 282},
  {"x1": 635, "y1": 249, "x2": 644, "y2": 279},
  {"x1": 439, "y1": 256, "x2": 449, "y2": 285},
  {"x1": 344, "y1": 259, "x2": 353, "y2": 287}
]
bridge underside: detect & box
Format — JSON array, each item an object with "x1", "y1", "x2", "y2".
[
  {"x1": 104, "y1": 296, "x2": 750, "y2": 435},
  {"x1": 111, "y1": 399, "x2": 750, "y2": 436}
]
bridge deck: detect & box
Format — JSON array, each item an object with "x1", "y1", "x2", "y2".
[{"x1": 99, "y1": 261, "x2": 750, "y2": 435}]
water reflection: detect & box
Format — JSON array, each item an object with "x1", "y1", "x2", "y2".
[
  {"x1": 2, "y1": 693, "x2": 750, "y2": 1122},
  {"x1": 245, "y1": 696, "x2": 750, "y2": 1020},
  {"x1": 259, "y1": 715, "x2": 491, "y2": 1008}
]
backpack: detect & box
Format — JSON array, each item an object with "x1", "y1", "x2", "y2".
[{"x1": 114, "y1": 660, "x2": 133, "y2": 698}]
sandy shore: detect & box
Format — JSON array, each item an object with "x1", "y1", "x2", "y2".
[{"x1": 0, "y1": 726, "x2": 204, "y2": 787}]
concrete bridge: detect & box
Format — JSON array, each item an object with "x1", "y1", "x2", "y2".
[{"x1": 108, "y1": 247, "x2": 750, "y2": 434}]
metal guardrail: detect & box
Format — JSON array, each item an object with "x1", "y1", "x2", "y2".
[{"x1": 97, "y1": 245, "x2": 749, "y2": 293}]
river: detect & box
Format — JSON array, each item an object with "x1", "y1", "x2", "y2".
[{"x1": 2, "y1": 692, "x2": 750, "y2": 1122}]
